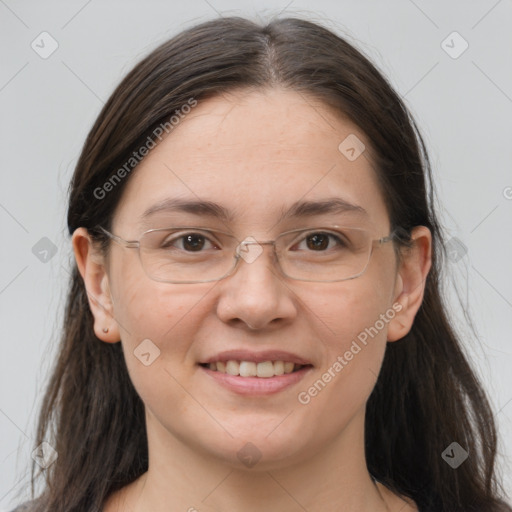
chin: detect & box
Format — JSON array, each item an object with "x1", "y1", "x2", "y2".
[{"x1": 191, "y1": 418, "x2": 314, "y2": 470}]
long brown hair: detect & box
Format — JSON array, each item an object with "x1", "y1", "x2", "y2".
[{"x1": 27, "y1": 16, "x2": 511, "y2": 511}]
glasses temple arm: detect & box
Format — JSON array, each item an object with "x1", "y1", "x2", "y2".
[{"x1": 97, "y1": 227, "x2": 140, "y2": 248}]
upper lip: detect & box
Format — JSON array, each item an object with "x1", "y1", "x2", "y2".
[{"x1": 200, "y1": 349, "x2": 313, "y2": 366}]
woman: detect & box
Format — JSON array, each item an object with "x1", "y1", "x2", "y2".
[{"x1": 13, "y1": 15, "x2": 511, "y2": 512}]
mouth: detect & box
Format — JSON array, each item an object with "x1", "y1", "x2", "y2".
[
  {"x1": 197, "y1": 351, "x2": 314, "y2": 395},
  {"x1": 198, "y1": 360, "x2": 311, "y2": 378}
]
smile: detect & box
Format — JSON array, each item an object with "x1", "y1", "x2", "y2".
[
  {"x1": 199, "y1": 360, "x2": 313, "y2": 395},
  {"x1": 200, "y1": 360, "x2": 307, "y2": 378}
]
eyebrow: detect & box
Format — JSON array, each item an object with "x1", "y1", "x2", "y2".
[
  {"x1": 140, "y1": 197, "x2": 368, "y2": 223},
  {"x1": 280, "y1": 197, "x2": 368, "y2": 222},
  {"x1": 141, "y1": 198, "x2": 235, "y2": 222}
]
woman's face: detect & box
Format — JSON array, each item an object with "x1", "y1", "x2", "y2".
[{"x1": 84, "y1": 88, "x2": 423, "y2": 470}]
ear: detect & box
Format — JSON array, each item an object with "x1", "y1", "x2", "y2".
[
  {"x1": 387, "y1": 226, "x2": 432, "y2": 342},
  {"x1": 72, "y1": 227, "x2": 120, "y2": 343}
]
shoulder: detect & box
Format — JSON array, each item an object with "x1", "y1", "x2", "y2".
[
  {"x1": 11, "y1": 503, "x2": 34, "y2": 512},
  {"x1": 375, "y1": 481, "x2": 419, "y2": 512},
  {"x1": 9, "y1": 501, "x2": 39, "y2": 512},
  {"x1": 9, "y1": 499, "x2": 101, "y2": 512}
]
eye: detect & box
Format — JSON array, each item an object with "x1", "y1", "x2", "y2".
[
  {"x1": 161, "y1": 232, "x2": 218, "y2": 252},
  {"x1": 293, "y1": 231, "x2": 348, "y2": 252}
]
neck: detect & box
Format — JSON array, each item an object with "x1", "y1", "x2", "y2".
[{"x1": 105, "y1": 407, "x2": 395, "y2": 512}]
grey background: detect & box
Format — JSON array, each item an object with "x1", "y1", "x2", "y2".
[{"x1": 1, "y1": 0, "x2": 511, "y2": 508}]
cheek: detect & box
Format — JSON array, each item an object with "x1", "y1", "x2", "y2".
[
  {"x1": 111, "y1": 252, "x2": 198, "y2": 341},
  {"x1": 112, "y1": 281, "x2": 210, "y2": 421},
  {"x1": 302, "y1": 275, "x2": 394, "y2": 409},
  {"x1": 110, "y1": 258, "x2": 213, "y2": 387},
  {"x1": 314, "y1": 273, "x2": 393, "y2": 348}
]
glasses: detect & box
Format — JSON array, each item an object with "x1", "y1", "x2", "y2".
[{"x1": 98, "y1": 225, "x2": 398, "y2": 284}]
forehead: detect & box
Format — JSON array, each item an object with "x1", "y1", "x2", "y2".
[{"x1": 113, "y1": 88, "x2": 390, "y2": 233}]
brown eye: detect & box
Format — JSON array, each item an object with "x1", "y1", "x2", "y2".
[
  {"x1": 160, "y1": 232, "x2": 216, "y2": 252},
  {"x1": 293, "y1": 232, "x2": 346, "y2": 252},
  {"x1": 181, "y1": 234, "x2": 206, "y2": 251},
  {"x1": 305, "y1": 233, "x2": 330, "y2": 251}
]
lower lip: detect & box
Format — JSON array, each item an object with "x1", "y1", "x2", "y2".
[{"x1": 199, "y1": 365, "x2": 313, "y2": 395}]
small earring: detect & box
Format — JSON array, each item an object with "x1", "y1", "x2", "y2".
[{"x1": 102, "y1": 327, "x2": 109, "y2": 333}]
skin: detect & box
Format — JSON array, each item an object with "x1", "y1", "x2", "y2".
[{"x1": 73, "y1": 87, "x2": 431, "y2": 512}]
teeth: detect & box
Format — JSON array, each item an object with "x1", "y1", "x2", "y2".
[
  {"x1": 284, "y1": 362, "x2": 294, "y2": 374},
  {"x1": 257, "y1": 361, "x2": 274, "y2": 378},
  {"x1": 274, "y1": 360, "x2": 284, "y2": 375},
  {"x1": 206, "y1": 360, "x2": 304, "y2": 378},
  {"x1": 239, "y1": 361, "x2": 257, "y2": 377},
  {"x1": 226, "y1": 360, "x2": 240, "y2": 376}
]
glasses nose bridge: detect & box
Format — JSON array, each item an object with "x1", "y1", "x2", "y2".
[
  {"x1": 235, "y1": 238, "x2": 279, "y2": 255},
  {"x1": 231, "y1": 237, "x2": 281, "y2": 274},
  {"x1": 243, "y1": 239, "x2": 275, "y2": 246}
]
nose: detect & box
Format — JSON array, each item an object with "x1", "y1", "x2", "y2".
[{"x1": 215, "y1": 241, "x2": 298, "y2": 330}]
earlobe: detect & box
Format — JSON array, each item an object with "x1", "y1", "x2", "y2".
[
  {"x1": 387, "y1": 226, "x2": 432, "y2": 342},
  {"x1": 72, "y1": 227, "x2": 121, "y2": 343}
]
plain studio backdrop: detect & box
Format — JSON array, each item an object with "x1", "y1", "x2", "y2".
[{"x1": 1, "y1": 0, "x2": 511, "y2": 508}]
